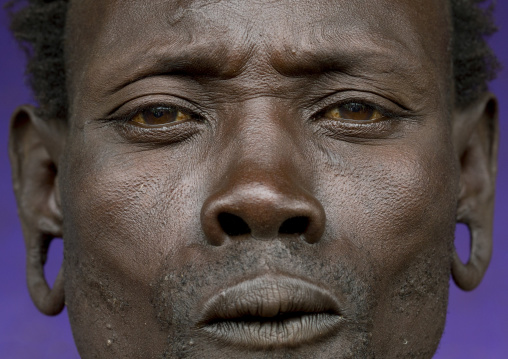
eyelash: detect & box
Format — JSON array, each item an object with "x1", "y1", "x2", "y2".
[
  {"x1": 98, "y1": 94, "x2": 409, "y2": 145},
  {"x1": 105, "y1": 103, "x2": 203, "y2": 125},
  {"x1": 307, "y1": 96, "x2": 415, "y2": 140},
  {"x1": 95, "y1": 100, "x2": 209, "y2": 145},
  {"x1": 107, "y1": 100, "x2": 399, "y2": 124},
  {"x1": 313, "y1": 98, "x2": 402, "y2": 122}
]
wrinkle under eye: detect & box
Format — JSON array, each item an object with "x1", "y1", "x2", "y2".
[{"x1": 131, "y1": 106, "x2": 192, "y2": 126}]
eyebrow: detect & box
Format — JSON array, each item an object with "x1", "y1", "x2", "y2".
[
  {"x1": 103, "y1": 31, "x2": 431, "y2": 101},
  {"x1": 105, "y1": 41, "x2": 252, "y2": 95},
  {"x1": 266, "y1": 36, "x2": 433, "y2": 103},
  {"x1": 270, "y1": 34, "x2": 427, "y2": 78}
]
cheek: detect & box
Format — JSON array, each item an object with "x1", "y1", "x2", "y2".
[
  {"x1": 61, "y1": 149, "x2": 204, "y2": 276},
  {"x1": 316, "y1": 134, "x2": 458, "y2": 355},
  {"x1": 59, "y1": 141, "x2": 203, "y2": 355},
  {"x1": 319, "y1": 140, "x2": 458, "y2": 272}
]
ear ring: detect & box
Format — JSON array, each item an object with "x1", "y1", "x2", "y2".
[
  {"x1": 26, "y1": 232, "x2": 65, "y2": 316},
  {"x1": 451, "y1": 218, "x2": 493, "y2": 291}
]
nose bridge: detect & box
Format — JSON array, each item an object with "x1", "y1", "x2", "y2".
[
  {"x1": 201, "y1": 98, "x2": 326, "y2": 245},
  {"x1": 232, "y1": 96, "x2": 295, "y2": 164},
  {"x1": 222, "y1": 95, "x2": 314, "y2": 216},
  {"x1": 219, "y1": 96, "x2": 306, "y2": 191}
]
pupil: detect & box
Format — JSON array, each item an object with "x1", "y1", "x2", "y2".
[
  {"x1": 151, "y1": 107, "x2": 167, "y2": 118},
  {"x1": 346, "y1": 103, "x2": 365, "y2": 112}
]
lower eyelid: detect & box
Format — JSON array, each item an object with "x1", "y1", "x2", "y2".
[
  {"x1": 317, "y1": 119, "x2": 402, "y2": 141},
  {"x1": 113, "y1": 118, "x2": 204, "y2": 144}
]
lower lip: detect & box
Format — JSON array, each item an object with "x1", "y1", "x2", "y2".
[{"x1": 201, "y1": 311, "x2": 341, "y2": 348}]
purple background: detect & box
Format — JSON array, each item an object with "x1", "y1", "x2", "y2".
[{"x1": 0, "y1": 2, "x2": 506, "y2": 358}]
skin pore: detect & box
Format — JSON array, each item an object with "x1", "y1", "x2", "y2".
[{"x1": 9, "y1": 0, "x2": 499, "y2": 358}]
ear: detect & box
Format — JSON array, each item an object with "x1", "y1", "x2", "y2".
[
  {"x1": 9, "y1": 105, "x2": 67, "y2": 315},
  {"x1": 451, "y1": 93, "x2": 499, "y2": 291}
]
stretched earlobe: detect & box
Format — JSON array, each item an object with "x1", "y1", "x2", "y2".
[
  {"x1": 452, "y1": 221, "x2": 492, "y2": 291},
  {"x1": 9, "y1": 105, "x2": 66, "y2": 315},
  {"x1": 27, "y1": 235, "x2": 65, "y2": 316},
  {"x1": 451, "y1": 94, "x2": 498, "y2": 291}
]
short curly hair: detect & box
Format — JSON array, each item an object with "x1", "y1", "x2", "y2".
[{"x1": 7, "y1": 0, "x2": 501, "y2": 121}]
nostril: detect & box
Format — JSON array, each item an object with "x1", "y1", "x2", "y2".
[
  {"x1": 218, "y1": 213, "x2": 251, "y2": 237},
  {"x1": 279, "y1": 216, "x2": 309, "y2": 235}
]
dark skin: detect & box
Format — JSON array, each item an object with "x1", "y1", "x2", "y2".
[{"x1": 9, "y1": 0, "x2": 499, "y2": 358}]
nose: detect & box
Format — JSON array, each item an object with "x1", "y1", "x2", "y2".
[{"x1": 200, "y1": 168, "x2": 326, "y2": 246}]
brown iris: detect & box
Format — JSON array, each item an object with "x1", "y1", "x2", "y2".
[
  {"x1": 323, "y1": 103, "x2": 383, "y2": 122},
  {"x1": 131, "y1": 106, "x2": 192, "y2": 126}
]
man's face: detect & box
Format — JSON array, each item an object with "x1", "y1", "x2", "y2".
[{"x1": 61, "y1": 0, "x2": 456, "y2": 357}]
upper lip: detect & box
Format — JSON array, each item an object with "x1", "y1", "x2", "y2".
[{"x1": 198, "y1": 275, "x2": 343, "y2": 348}]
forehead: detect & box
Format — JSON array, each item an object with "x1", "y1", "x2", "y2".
[
  {"x1": 65, "y1": 0, "x2": 452, "y2": 113},
  {"x1": 67, "y1": 0, "x2": 450, "y2": 43}
]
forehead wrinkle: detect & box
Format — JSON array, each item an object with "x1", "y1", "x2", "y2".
[
  {"x1": 268, "y1": 5, "x2": 429, "y2": 76},
  {"x1": 98, "y1": 39, "x2": 254, "y2": 97},
  {"x1": 269, "y1": 33, "x2": 431, "y2": 89},
  {"x1": 264, "y1": 1, "x2": 449, "y2": 111},
  {"x1": 265, "y1": 31, "x2": 433, "y2": 112},
  {"x1": 66, "y1": 0, "x2": 257, "y2": 104},
  {"x1": 67, "y1": 0, "x2": 452, "y2": 117}
]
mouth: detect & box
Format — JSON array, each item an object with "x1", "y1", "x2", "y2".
[{"x1": 198, "y1": 275, "x2": 343, "y2": 348}]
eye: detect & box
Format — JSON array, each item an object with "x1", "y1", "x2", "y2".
[
  {"x1": 322, "y1": 102, "x2": 384, "y2": 122},
  {"x1": 130, "y1": 106, "x2": 193, "y2": 126}
]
